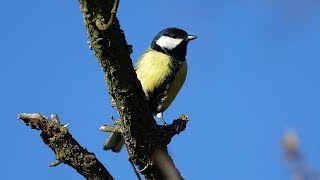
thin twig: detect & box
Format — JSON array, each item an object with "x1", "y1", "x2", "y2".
[
  {"x1": 129, "y1": 159, "x2": 142, "y2": 180},
  {"x1": 49, "y1": 160, "x2": 62, "y2": 167}
]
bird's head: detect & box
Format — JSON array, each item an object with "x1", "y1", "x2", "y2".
[{"x1": 151, "y1": 28, "x2": 197, "y2": 58}]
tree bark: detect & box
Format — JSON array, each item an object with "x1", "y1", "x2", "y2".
[
  {"x1": 78, "y1": 0, "x2": 184, "y2": 179},
  {"x1": 17, "y1": 0, "x2": 189, "y2": 179},
  {"x1": 17, "y1": 113, "x2": 113, "y2": 180}
]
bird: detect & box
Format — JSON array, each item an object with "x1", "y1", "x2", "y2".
[{"x1": 104, "y1": 27, "x2": 197, "y2": 152}]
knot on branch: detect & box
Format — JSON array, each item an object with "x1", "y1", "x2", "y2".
[{"x1": 101, "y1": 114, "x2": 189, "y2": 150}]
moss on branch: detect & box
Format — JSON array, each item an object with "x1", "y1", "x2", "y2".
[
  {"x1": 78, "y1": 0, "x2": 186, "y2": 179},
  {"x1": 17, "y1": 113, "x2": 113, "y2": 180},
  {"x1": 17, "y1": 0, "x2": 188, "y2": 179}
]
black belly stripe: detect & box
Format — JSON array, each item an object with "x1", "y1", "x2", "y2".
[{"x1": 147, "y1": 57, "x2": 184, "y2": 114}]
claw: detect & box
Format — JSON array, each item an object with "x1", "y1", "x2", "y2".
[{"x1": 156, "y1": 112, "x2": 167, "y2": 125}]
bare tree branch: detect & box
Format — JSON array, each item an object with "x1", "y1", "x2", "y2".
[
  {"x1": 17, "y1": 113, "x2": 113, "y2": 180},
  {"x1": 16, "y1": 0, "x2": 189, "y2": 179},
  {"x1": 78, "y1": 0, "x2": 187, "y2": 179}
]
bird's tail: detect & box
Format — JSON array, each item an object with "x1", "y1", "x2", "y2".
[{"x1": 103, "y1": 132, "x2": 125, "y2": 153}]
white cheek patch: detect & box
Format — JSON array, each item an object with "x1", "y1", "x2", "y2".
[{"x1": 156, "y1": 36, "x2": 183, "y2": 50}]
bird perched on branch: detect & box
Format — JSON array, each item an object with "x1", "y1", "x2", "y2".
[{"x1": 104, "y1": 27, "x2": 197, "y2": 152}]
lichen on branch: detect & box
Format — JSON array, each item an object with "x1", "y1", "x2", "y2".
[{"x1": 17, "y1": 113, "x2": 113, "y2": 180}]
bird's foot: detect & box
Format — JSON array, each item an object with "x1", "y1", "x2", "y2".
[{"x1": 156, "y1": 112, "x2": 167, "y2": 125}]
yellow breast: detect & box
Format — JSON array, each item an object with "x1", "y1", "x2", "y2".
[
  {"x1": 135, "y1": 50, "x2": 172, "y2": 94},
  {"x1": 135, "y1": 49, "x2": 188, "y2": 113}
]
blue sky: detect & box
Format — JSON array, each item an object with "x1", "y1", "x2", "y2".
[{"x1": 1, "y1": 0, "x2": 320, "y2": 179}]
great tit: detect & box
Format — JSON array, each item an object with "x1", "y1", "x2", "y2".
[{"x1": 104, "y1": 27, "x2": 196, "y2": 152}]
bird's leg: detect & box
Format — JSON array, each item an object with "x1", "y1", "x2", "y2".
[{"x1": 156, "y1": 112, "x2": 167, "y2": 125}]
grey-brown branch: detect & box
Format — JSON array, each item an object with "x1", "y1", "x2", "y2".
[
  {"x1": 17, "y1": 113, "x2": 113, "y2": 180},
  {"x1": 78, "y1": 0, "x2": 186, "y2": 179},
  {"x1": 17, "y1": 0, "x2": 189, "y2": 179},
  {"x1": 100, "y1": 114, "x2": 189, "y2": 147}
]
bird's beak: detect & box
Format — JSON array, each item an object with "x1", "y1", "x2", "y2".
[{"x1": 187, "y1": 35, "x2": 197, "y2": 41}]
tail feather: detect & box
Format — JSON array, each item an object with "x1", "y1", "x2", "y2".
[{"x1": 103, "y1": 132, "x2": 125, "y2": 153}]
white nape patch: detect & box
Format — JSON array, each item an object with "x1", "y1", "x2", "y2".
[{"x1": 156, "y1": 36, "x2": 183, "y2": 50}]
